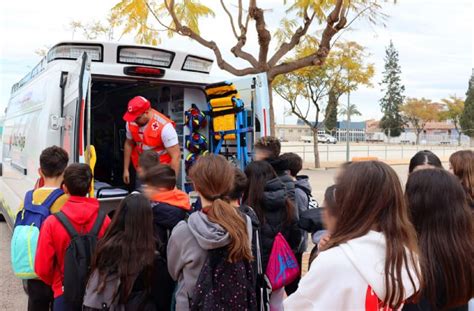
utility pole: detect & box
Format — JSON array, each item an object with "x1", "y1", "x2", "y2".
[{"x1": 346, "y1": 91, "x2": 350, "y2": 162}]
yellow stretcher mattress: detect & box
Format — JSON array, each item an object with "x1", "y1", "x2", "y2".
[
  {"x1": 205, "y1": 84, "x2": 239, "y2": 99},
  {"x1": 209, "y1": 96, "x2": 236, "y2": 140}
]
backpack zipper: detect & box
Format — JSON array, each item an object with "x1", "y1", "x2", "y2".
[{"x1": 27, "y1": 223, "x2": 35, "y2": 271}]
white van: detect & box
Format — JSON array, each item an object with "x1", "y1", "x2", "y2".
[{"x1": 0, "y1": 41, "x2": 270, "y2": 227}]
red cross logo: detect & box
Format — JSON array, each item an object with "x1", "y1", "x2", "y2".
[{"x1": 151, "y1": 122, "x2": 159, "y2": 131}]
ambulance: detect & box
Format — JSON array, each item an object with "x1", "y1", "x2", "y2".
[{"x1": 0, "y1": 41, "x2": 270, "y2": 228}]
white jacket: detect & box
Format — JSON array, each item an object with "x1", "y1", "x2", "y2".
[{"x1": 284, "y1": 231, "x2": 419, "y2": 311}]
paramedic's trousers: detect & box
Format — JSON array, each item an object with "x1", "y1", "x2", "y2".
[{"x1": 26, "y1": 279, "x2": 54, "y2": 311}]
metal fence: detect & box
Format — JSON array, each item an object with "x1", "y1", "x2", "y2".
[{"x1": 281, "y1": 143, "x2": 474, "y2": 164}]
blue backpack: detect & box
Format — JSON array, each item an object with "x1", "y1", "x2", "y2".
[{"x1": 11, "y1": 188, "x2": 64, "y2": 279}]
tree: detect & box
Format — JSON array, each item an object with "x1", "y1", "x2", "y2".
[
  {"x1": 339, "y1": 103, "x2": 362, "y2": 122},
  {"x1": 111, "y1": 0, "x2": 389, "y2": 135},
  {"x1": 323, "y1": 42, "x2": 374, "y2": 134},
  {"x1": 325, "y1": 90, "x2": 338, "y2": 135},
  {"x1": 273, "y1": 41, "x2": 374, "y2": 168},
  {"x1": 440, "y1": 95, "x2": 464, "y2": 146},
  {"x1": 379, "y1": 41, "x2": 405, "y2": 137},
  {"x1": 460, "y1": 73, "x2": 474, "y2": 145},
  {"x1": 401, "y1": 98, "x2": 440, "y2": 145}
]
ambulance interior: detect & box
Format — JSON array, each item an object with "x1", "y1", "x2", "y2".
[
  {"x1": 90, "y1": 78, "x2": 195, "y2": 193},
  {"x1": 89, "y1": 76, "x2": 261, "y2": 204}
]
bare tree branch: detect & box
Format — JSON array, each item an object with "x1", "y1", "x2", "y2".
[
  {"x1": 268, "y1": 0, "x2": 347, "y2": 80},
  {"x1": 238, "y1": 0, "x2": 244, "y2": 31},
  {"x1": 165, "y1": 0, "x2": 259, "y2": 76},
  {"x1": 220, "y1": 0, "x2": 239, "y2": 39},
  {"x1": 248, "y1": 1, "x2": 271, "y2": 68},
  {"x1": 267, "y1": 11, "x2": 316, "y2": 68}
]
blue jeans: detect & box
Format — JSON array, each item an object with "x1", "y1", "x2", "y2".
[{"x1": 53, "y1": 296, "x2": 81, "y2": 311}]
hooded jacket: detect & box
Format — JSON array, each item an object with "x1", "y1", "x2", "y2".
[
  {"x1": 35, "y1": 196, "x2": 111, "y2": 298},
  {"x1": 259, "y1": 177, "x2": 301, "y2": 271},
  {"x1": 284, "y1": 231, "x2": 420, "y2": 311},
  {"x1": 151, "y1": 188, "x2": 191, "y2": 250},
  {"x1": 167, "y1": 211, "x2": 252, "y2": 311},
  {"x1": 295, "y1": 175, "x2": 312, "y2": 252}
]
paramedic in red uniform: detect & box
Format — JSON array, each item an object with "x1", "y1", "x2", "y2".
[{"x1": 122, "y1": 96, "x2": 181, "y2": 184}]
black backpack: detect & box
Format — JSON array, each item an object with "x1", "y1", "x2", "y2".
[
  {"x1": 190, "y1": 247, "x2": 257, "y2": 311},
  {"x1": 55, "y1": 210, "x2": 106, "y2": 309}
]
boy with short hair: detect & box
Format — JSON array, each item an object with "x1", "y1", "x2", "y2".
[
  {"x1": 142, "y1": 164, "x2": 191, "y2": 245},
  {"x1": 142, "y1": 164, "x2": 190, "y2": 309},
  {"x1": 254, "y1": 136, "x2": 296, "y2": 202},
  {"x1": 35, "y1": 164, "x2": 111, "y2": 311},
  {"x1": 17, "y1": 146, "x2": 69, "y2": 311},
  {"x1": 137, "y1": 149, "x2": 160, "y2": 181}
]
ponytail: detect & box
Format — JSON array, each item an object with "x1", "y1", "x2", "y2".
[
  {"x1": 207, "y1": 198, "x2": 253, "y2": 263},
  {"x1": 189, "y1": 154, "x2": 253, "y2": 263}
]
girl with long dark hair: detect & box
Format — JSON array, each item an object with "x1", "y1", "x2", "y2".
[
  {"x1": 285, "y1": 161, "x2": 420, "y2": 310},
  {"x1": 404, "y1": 169, "x2": 473, "y2": 311},
  {"x1": 243, "y1": 160, "x2": 300, "y2": 309},
  {"x1": 83, "y1": 193, "x2": 157, "y2": 310}
]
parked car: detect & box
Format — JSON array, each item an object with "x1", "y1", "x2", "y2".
[{"x1": 318, "y1": 134, "x2": 337, "y2": 144}]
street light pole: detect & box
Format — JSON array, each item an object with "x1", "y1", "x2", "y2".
[{"x1": 346, "y1": 91, "x2": 350, "y2": 162}]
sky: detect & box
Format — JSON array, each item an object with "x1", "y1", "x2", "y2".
[{"x1": 0, "y1": 0, "x2": 473, "y2": 124}]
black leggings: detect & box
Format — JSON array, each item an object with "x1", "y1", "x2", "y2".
[{"x1": 26, "y1": 279, "x2": 54, "y2": 311}]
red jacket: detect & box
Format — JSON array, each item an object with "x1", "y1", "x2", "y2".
[{"x1": 34, "y1": 196, "x2": 111, "y2": 298}]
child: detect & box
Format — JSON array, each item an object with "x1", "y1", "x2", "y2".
[
  {"x1": 244, "y1": 161, "x2": 301, "y2": 309},
  {"x1": 254, "y1": 136, "x2": 295, "y2": 202},
  {"x1": 167, "y1": 155, "x2": 255, "y2": 310},
  {"x1": 142, "y1": 164, "x2": 192, "y2": 310},
  {"x1": 35, "y1": 164, "x2": 111, "y2": 311},
  {"x1": 278, "y1": 152, "x2": 310, "y2": 295},
  {"x1": 137, "y1": 149, "x2": 160, "y2": 181},
  {"x1": 83, "y1": 194, "x2": 158, "y2": 310},
  {"x1": 16, "y1": 146, "x2": 69, "y2": 311},
  {"x1": 308, "y1": 185, "x2": 337, "y2": 266},
  {"x1": 404, "y1": 169, "x2": 473, "y2": 311},
  {"x1": 142, "y1": 164, "x2": 191, "y2": 246},
  {"x1": 284, "y1": 161, "x2": 420, "y2": 310}
]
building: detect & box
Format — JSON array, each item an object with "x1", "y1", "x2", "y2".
[{"x1": 276, "y1": 120, "x2": 367, "y2": 142}]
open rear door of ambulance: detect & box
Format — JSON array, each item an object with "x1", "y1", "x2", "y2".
[
  {"x1": 229, "y1": 73, "x2": 271, "y2": 140},
  {"x1": 61, "y1": 52, "x2": 91, "y2": 164}
]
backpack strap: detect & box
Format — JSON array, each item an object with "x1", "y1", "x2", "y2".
[
  {"x1": 55, "y1": 212, "x2": 79, "y2": 238},
  {"x1": 41, "y1": 189, "x2": 65, "y2": 210},
  {"x1": 24, "y1": 190, "x2": 34, "y2": 205},
  {"x1": 89, "y1": 209, "x2": 106, "y2": 237}
]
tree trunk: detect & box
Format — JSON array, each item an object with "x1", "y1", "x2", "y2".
[
  {"x1": 312, "y1": 130, "x2": 321, "y2": 168},
  {"x1": 416, "y1": 132, "x2": 420, "y2": 145},
  {"x1": 458, "y1": 132, "x2": 462, "y2": 146},
  {"x1": 268, "y1": 79, "x2": 276, "y2": 136}
]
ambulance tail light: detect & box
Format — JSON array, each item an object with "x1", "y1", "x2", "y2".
[
  {"x1": 124, "y1": 66, "x2": 166, "y2": 78},
  {"x1": 182, "y1": 55, "x2": 213, "y2": 73}
]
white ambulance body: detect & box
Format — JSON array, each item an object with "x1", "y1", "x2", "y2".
[{"x1": 0, "y1": 41, "x2": 270, "y2": 227}]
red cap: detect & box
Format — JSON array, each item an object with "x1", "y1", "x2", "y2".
[{"x1": 123, "y1": 96, "x2": 151, "y2": 122}]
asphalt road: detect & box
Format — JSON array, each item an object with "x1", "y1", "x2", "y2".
[{"x1": 0, "y1": 164, "x2": 411, "y2": 310}]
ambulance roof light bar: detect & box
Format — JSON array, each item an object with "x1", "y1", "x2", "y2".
[
  {"x1": 118, "y1": 46, "x2": 175, "y2": 68},
  {"x1": 182, "y1": 55, "x2": 213, "y2": 74},
  {"x1": 47, "y1": 44, "x2": 103, "y2": 62}
]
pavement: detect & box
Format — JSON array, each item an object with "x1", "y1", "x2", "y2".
[
  {"x1": 0, "y1": 163, "x2": 413, "y2": 310},
  {"x1": 0, "y1": 222, "x2": 28, "y2": 310}
]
